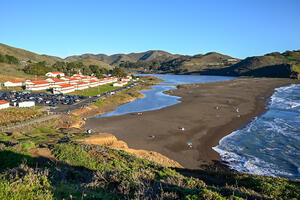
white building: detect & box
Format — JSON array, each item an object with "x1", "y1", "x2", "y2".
[
  {"x1": 53, "y1": 84, "x2": 75, "y2": 94},
  {"x1": 18, "y1": 101, "x2": 35, "y2": 107},
  {"x1": 75, "y1": 82, "x2": 89, "y2": 90},
  {"x1": 89, "y1": 80, "x2": 100, "y2": 88},
  {"x1": 25, "y1": 80, "x2": 50, "y2": 91},
  {"x1": 0, "y1": 100, "x2": 9, "y2": 110},
  {"x1": 3, "y1": 80, "x2": 23, "y2": 87},
  {"x1": 45, "y1": 72, "x2": 65, "y2": 78},
  {"x1": 46, "y1": 78, "x2": 67, "y2": 88}
]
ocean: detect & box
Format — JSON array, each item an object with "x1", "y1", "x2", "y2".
[{"x1": 213, "y1": 84, "x2": 300, "y2": 180}]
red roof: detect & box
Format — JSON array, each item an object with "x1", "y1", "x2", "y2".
[
  {"x1": 77, "y1": 81, "x2": 88, "y2": 85},
  {"x1": 7, "y1": 80, "x2": 21, "y2": 83},
  {"x1": 31, "y1": 80, "x2": 49, "y2": 85},
  {"x1": 90, "y1": 80, "x2": 98, "y2": 83},
  {"x1": 0, "y1": 100, "x2": 9, "y2": 105},
  {"x1": 60, "y1": 84, "x2": 74, "y2": 88}
]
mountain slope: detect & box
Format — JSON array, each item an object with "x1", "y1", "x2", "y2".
[
  {"x1": 78, "y1": 58, "x2": 112, "y2": 69},
  {"x1": 154, "y1": 52, "x2": 239, "y2": 73},
  {"x1": 0, "y1": 43, "x2": 62, "y2": 64},
  {"x1": 199, "y1": 50, "x2": 300, "y2": 78}
]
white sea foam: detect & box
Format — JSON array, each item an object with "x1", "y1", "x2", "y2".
[{"x1": 213, "y1": 83, "x2": 300, "y2": 180}]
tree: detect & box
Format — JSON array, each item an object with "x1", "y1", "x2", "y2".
[
  {"x1": 0, "y1": 53, "x2": 19, "y2": 64},
  {"x1": 23, "y1": 62, "x2": 52, "y2": 76},
  {"x1": 111, "y1": 67, "x2": 127, "y2": 77}
]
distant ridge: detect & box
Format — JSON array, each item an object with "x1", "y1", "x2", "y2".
[{"x1": 65, "y1": 50, "x2": 180, "y2": 65}]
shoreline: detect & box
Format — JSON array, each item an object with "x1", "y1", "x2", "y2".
[{"x1": 84, "y1": 78, "x2": 299, "y2": 169}]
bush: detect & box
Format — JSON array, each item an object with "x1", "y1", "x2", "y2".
[{"x1": 0, "y1": 165, "x2": 53, "y2": 200}]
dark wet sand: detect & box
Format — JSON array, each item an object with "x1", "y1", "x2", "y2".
[{"x1": 84, "y1": 78, "x2": 298, "y2": 169}]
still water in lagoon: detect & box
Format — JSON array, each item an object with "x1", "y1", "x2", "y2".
[{"x1": 94, "y1": 74, "x2": 237, "y2": 118}]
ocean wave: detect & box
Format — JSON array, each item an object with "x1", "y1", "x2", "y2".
[{"x1": 213, "y1": 83, "x2": 300, "y2": 180}]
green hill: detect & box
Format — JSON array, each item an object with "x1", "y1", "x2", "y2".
[
  {"x1": 198, "y1": 50, "x2": 300, "y2": 78},
  {"x1": 158, "y1": 52, "x2": 239, "y2": 73},
  {"x1": 0, "y1": 43, "x2": 62, "y2": 64}
]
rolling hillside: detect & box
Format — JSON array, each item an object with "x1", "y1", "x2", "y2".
[
  {"x1": 158, "y1": 52, "x2": 239, "y2": 73},
  {"x1": 0, "y1": 43, "x2": 62, "y2": 64}
]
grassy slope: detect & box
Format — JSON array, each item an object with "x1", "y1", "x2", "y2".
[
  {"x1": 0, "y1": 63, "x2": 34, "y2": 80},
  {"x1": 0, "y1": 43, "x2": 62, "y2": 64},
  {"x1": 0, "y1": 141, "x2": 299, "y2": 200},
  {"x1": 79, "y1": 58, "x2": 112, "y2": 69}
]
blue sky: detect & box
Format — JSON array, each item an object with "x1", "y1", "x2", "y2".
[{"x1": 1, "y1": 0, "x2": 299, "y2": 58}]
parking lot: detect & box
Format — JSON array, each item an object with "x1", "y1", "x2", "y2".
[
  {"x1": 0, "y1": 82, "x2": 140, "y2": 114},
  {"x1": 0, "y1": 91, "x2": 82, "y2": 107}
]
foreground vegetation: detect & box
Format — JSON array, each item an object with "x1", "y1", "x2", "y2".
[{"x1": 0, "y1": 139, "x2": 298, "y2": 200}]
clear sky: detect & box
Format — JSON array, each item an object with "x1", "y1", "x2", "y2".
[{"x1": 1, "y1": 0, "x2": 299, "y2": 59}]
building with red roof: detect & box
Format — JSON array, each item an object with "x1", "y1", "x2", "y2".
[
  {"x1": 89, "y1": 80, "x2": 100, "y2": 87},
  {"x1": 3, "y1": 80, "x2": 23, "y2": 87},
  {"x1": 75, "y1": 81, "x2": 89, "y2": 90},
  {"x1": 25, "y1": 80, "x2": 50, "y2": 91},
  {"x1": 53, "y1": 84, "x2": 76, "y2": 94},
  {"x1": 46, "y1": 78, "x2": 68, "y2": 87},
  {"x1": 0, "y1": 100, "x2": 9, "y2": 110}
]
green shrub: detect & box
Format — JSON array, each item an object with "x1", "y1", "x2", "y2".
[
  {"x1": 0, "y1": 165, "x2": 53, "y2": 200},
  {"x1": 20, "y1": 141, "x2": 36, "y2": 150}
]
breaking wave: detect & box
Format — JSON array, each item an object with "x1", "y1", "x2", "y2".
[{"x1": 213, "y1": 84, "x2": 300, "y2": 180}]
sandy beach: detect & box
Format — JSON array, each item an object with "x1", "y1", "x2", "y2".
[{"x1": 84, "y1": 78, "x2": 298, "y2": 169}]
